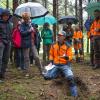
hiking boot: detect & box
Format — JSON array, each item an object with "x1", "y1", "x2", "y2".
[
  {"x1": 70, "y1": 86, "x2": 78, "y2": 97},
  {"x1": 92, "y1": 64, "x2": 99, "y2": 69},
  {"x1": 89, "y1": 63, "x2": 94, "y2": 66},
  {"x1": 92, "y1": 65, "x2": 97, "y2": 69},
  {"x1": 30, "y1": 64, "x2": 33, "y2": 67}
]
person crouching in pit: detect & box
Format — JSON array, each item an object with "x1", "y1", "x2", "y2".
[{"x1": 43, "y1": 31, "x2": 78, "y2": 97}]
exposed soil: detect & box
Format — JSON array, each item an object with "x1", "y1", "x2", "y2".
[{"x1": 0, "y1": 60, "x2": 100, "y2": 100}]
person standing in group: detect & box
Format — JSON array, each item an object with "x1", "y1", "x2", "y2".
[
  {"x1": 20, "y1": 12, "x2": 33, "y2": 76},
  {"x1": 90, "y1": 9, "x2": 100, "y2": 69},
  {"x1": 63, "y1": 22, "x2": 74, "y2": 46},
  {"x1": 13, "y1": 21, "x2": 24, "y2": 70},
  {"x1": 0, "y1": 9, "x2": 13, "y2": 82},
  {"x1": 33, "y1": 24, "x2": 41, "y2": 55},
  {"x1": 30, "y1": 23, "x2": 42, "y2": 71},
  {"x1": 73, "y1": 27, "x2": 83, "y2": 62},
  {"x1": 41, "y1": 23, "x2": 53, "y2": 63}
]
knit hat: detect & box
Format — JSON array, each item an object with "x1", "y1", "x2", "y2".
[{"x1": 1, "y1": 9, "x2": 11, "y2": 16}]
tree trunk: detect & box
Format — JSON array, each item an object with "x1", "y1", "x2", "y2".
[
  {"x1": 12, "y1": 0, "x2": 19, "y2": 28},
  {"x1": 79, "y1": 0, "x2": 83, "y2": 31},
  {"x1": 87, "y1": 0, "x2": 91, "y2": 53},
  {"x1": 53, "y1": 0, "x2": 57, "y2": 42},
  {"x1": 75, "y1": 0, "x2": 78, "y2": 18},
  {"x1": 31, "y1": 0, "x2": 37, "y2": 2},
  {"x1": 65, "y1": 0, "x2": 68, "y2": 15},
  {"x1": 25, "y1": 0, "x2": 28, "y2": 2},
  {"x1": 6, "y1": 0, "x2": 9, "y2": 9},
  {"x1": 79, "y1": 0, "x2": 84, "y2": 57},
  {"x1": 56, "y1": 0, "x2": 59, "y2": 32},
  {"x1": 44, "y1": 0, "x2": 47, "y2": 8},
  {"x1": 29, "y1": 0, "x2": 36, "y2": 2},
  {"x1": 13, "y1": 0, "x2": 19, "y2": 14}
]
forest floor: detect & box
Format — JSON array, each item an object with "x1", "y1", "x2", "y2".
[{"x1": 0, "y1": 55, "x2": 100, "y2": 100}]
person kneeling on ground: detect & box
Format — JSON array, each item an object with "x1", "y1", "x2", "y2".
[{"x1": 43, "y1": 31, "x2": 78, "y2": 97}]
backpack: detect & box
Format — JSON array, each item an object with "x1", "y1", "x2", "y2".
[{"x1": 12, "y1": 26, "x2": 21, "y2": 48}]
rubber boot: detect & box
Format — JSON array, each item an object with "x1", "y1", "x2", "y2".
[
  {"x1": 80, "y1": 55, "x2": 83, "y2": 62},
  {"x1": 75, "y1": 55, "x2": 78, "y2": 63},
  {"x1": 70, "y1": 86, "x2": 78, "y2": 97}
]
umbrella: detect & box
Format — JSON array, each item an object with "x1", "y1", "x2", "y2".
[
  {"x1": 14, "y1": 2, "x2": 49, "y2": 19},
  {"x1": 58, "y1": 16, "x2": 78, "y2": 24},
  {"x1": 32, "y1": 15, "x2": 57, "y2": 25},
  {"x1": 86, "y1": 2, "x2": 100, "y2": 17}
]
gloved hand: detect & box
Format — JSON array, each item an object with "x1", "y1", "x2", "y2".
[
  {"x1": 48, "y1": 60, "x2": 53, "y2": 64},
  {"x1": 59, "y1": 54, "x2": 69, "y2": 60},
  {"x1": 63, "y1": 55, "x2": 69, "y2": 60}
]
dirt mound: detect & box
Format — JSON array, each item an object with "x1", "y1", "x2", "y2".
[{"x1": 0, "y1": 62, "x2": 100, "y2": 100}]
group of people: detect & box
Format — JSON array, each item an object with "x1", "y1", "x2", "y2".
[
  {"x1": 0, "y1": 7, "x2": 99, "y2": 97},
  {"x1": 0, "y1": 10, "x2": 42, "y2": 79}
]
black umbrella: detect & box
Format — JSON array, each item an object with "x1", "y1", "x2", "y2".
[{"x1": 58, "y1": 16, "x2": 78, "y2": 24}]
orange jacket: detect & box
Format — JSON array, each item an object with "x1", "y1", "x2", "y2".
[
  {"x1": 49, "y1": 42, "x2": 73, "y2": 65},
  {"x1": 90, "y1": 19, "x2": 100, "y2": 36},
  {"x1": 73, "y1": 31, "x2": 83, "y2": 39},
  {"x1": 73, "y1": 31, "x2": 83, "y2": 50}
]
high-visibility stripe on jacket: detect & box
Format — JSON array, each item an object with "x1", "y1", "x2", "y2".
[
  {"x1": 73, "y1": 31, "x2": 83, "y2": 39},
  {"x1": 74, "y1": 43, "x2": 82, "y2": 50},
  {"x1": 73, "y1": 31, "x2": 83, "y2": 50},
  {"x1": 90, "y1": 19, "x2": 100, "y2": 36},
  {"x1": 49, "y1": 42, "x2": 73, "y2": 65}
]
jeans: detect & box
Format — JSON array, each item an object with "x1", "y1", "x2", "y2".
[
  {"x1": 15, "y1": 48, "x2": 24, "y2": 69},
  {"x1": 22, "y1": 48, "x2": 30, "y2": 71},
  {"x1": 44, "y1": 65, "x2": 73, "y2": 79},
  {"x1": 43, "y1": 44, "x2": 51, "y2": 62},
  {"x1": 43, "y1": 64, "x2": 78, "y2": 96},
  {"x1": 0, "y1": 42, "x2": 10, "y2": 77},
  {"x1": 90, "y1": 41, "x2": 94, "y2": 65},
  {"x1": 93, "y1": 36, "x2": 100, "y2": 66}
]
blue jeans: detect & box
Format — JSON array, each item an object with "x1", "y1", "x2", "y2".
[
  {"x1": 15, "y1": 48, "x2": 24, "y2": 69},
  {"x1": 43, "y1": 64, "x2": 78, "y2": 96},
  {"x1": 0, "y1": 42, "x2": 10, "y2": 77},
  {"x1": 44, "y1": 65, "x2": 73, "y2": 79}
]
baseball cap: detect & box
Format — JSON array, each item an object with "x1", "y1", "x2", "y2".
[{"x1": 57, "y1": 31, "x2": 66, "y2": 37}]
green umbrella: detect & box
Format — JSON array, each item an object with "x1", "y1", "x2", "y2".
[
  {"x1": 32, "y1": 15, "x2": 57, "y2": 25},
  {"x1": 86, "y1": 2, "x2": 100, "y2": 17}
]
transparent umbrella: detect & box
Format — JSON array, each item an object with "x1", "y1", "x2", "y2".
[{"x1": 14, "y1": 2, "x2": 49, "y2": 19}]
